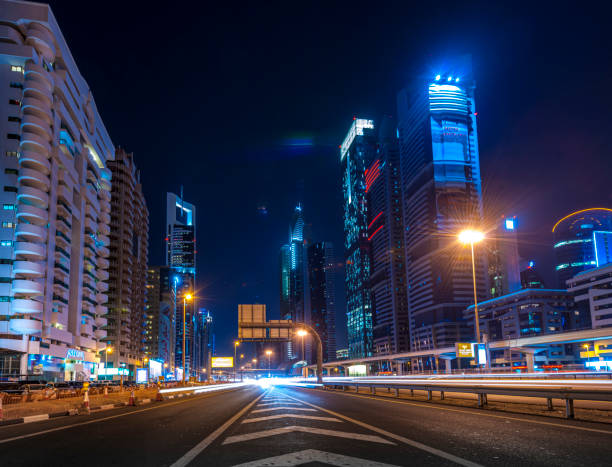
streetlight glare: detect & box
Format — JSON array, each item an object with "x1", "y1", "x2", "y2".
[
  {"x1": 458, "y1": 229, "x2": 485, "y2": 244},
  {"x1": 185, "y1": 293, "x2": 193, "y2": 300},
  {"x1": 265, "y1": 350, "x2": 272, "y2": 356},
  {"x1": 106, "y1": 347, "x2": 113, "y2": 354},
  {"x1": 296, "y1": 329, "x2": 308, "y2": 337}
]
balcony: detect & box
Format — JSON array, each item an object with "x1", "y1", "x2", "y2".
[
  {"x1": 25, "y1": 61, "x2": 54, "y2": 89},
  {"x1": 21, "y1": 96, "x2": 53, "y2": 124},
  {"x1": 98, "y1": 234, "x2": 110, "y2": 247},
  {"x1": 21, "y1": 113, "x2": 53, "y2": 141},
  {"x1": 100, "y1": 198, "x2": 111, "y2": 213},
  {"x1": 12, "y1": 279, "x2": 44, "y2": 296},
  {"x1": 9, "y1": 318, "x2": 42, "y2": 335},
  {"x1": 97, "y1": 257, "x2": 109, "y2": 269},
  {"x1": 57, "y1": 184, "x2": 72, "y2": 204},
  {"x1": 84, "y1": 216, "x2": 96, "y2": 234},
  {"x1": 94, "y1": 329, "x2": 107, "y2": 340},
  {"x1": 11, "y1": 298, "x2": 43, "y2": 314},
  {"x1": 14, "y1": 241, "x2": 46, "y2": 260},
  {"x1": 12, "y1": 260, "x2": 45, "y2": 278},
  {"x1": 98, "y1": 222, "x2": 110, "y2": 236},
  {"x1": 15, "y1": 223, "x2": 46, "y2": 242},
  {"x1": 96, "y1": 293, "x2": 108, "y2": 305},
  {"x1": 18, "y1": 167, "x2": 50, "y2": 192},
  {"x1": 95, "y1": 316, "x2": 108, "y2": 327},
  {"x1": 74, "y1": 335, "x2": 97, "y2": 351},
  {"x1": 23, "y1": 79, "x2": 53, "y2": 105},
  {"x1": 95, "y1": 304, "x2": 107, "y2": 315},
  {"x1": 98, "y1": 246, "x2": 110, "y2": 258},
  {"x1": 25, "y1": 23, "x2": 56, "y2": 62},
  {"x1": 17, "y1": 185, "x2": 48, "y2": 209},
  {"x1": 97, "y1": 281, "x2": 109, "y2": 292},
  {"x1": 19, "y1": 129, "x2": 50, "y2": 156},
  {"x1": 19, "y1": 150, "x2": 51, "y2": 175},
  {"x1": 16, "y1": 203, "x2": 48, "y2": 225}
]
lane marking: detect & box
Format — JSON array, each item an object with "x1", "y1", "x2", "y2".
[
  {"x1": 281, "y1": 391, "x2": 482, "y2": 467},
  {"x1": 232, "y1": 448, "x2": 400, "y2": 467},
  {"x1": 169, "y1": 391, "x2": 265, "y2": 467},
  {"x1": 256, "y1": 402, "x2": 304, "y2": 407},
  {"x1": 222, "y1": 425, "x2": 395, "y2": 445},
  {"x1": 242, "y1": 414, "x2": 341, "y2": 424},
  {"x1": 315, "y1": 390, "x2": 612, "y2": 436},
  {"x1": 23, "y1": 414, "x2": 49, "y2": 424},
  {"x1": 0, "y1": 388, "x2": 248, "y2": 444},
  {"x1": 251, "y1": 406, "x2": 315, "y2": 413}
]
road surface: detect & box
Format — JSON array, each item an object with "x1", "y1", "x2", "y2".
[{"x1": 1, "y1": 384, "x2": 612, "y2": 466}]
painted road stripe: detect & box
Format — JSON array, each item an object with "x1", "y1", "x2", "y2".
[
  {"x1": 169, "y1": 392, "x2": 265, "y2": 467},
  {"x1": 282, "y1": 392, "x2": 483, "y2": 467},
  {"x1": 232, "y1": 449, "x2": 400, "y2": 467},
  {"x1": 251, "y1": 406, "x2": 315, "y2": 414},
  {"x1": 323, "y1": 390, "x2": 612, "y2": 436},
  {"x1": 23, "y1": 415, "x2": 49, "y2": 424},
  {"x1": 222, "y1": 425, "x2": 395, "y2": 445},
  {"x1": 256, "y1": 402, "x2": 303, "y2": 407},
  {"x1": 242, "y1": 414, "x2": 341, "y2": 424}
]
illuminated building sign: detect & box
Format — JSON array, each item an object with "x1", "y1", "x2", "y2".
[
  {"x1": 347, "y1": 364, "x2": 367, "y2": 376},
  {"x1": 136, "y1": 368, "x2": 148, "y2": 384},
  {"x1": 505, "y1": 218, "x2": 515, "y2": 230},
  {"x1": 340, "y1": 118, "x2": 374, "y2": 160},
  {"x1": 66, "y1": 349, "x2": 85, "y2": 360},
  {"x1": 212, "y1": 357, "x2": 234, "y2": 368},
  {"x1": 455, "y1": 342, "x2": 474, "y2": 358}
]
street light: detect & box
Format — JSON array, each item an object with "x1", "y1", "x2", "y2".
[
  {"x1": 458, "y1": 229, "x2": 485, "y2": 345},
  {"x1": 296, "y1": 329, "x2": 308, "y2": 363},
  {"x1": 182, "y1": 293, "x2": 193, "y2": 385},
  {"x1": 265, "y1": 350, "x2": 272, "y2": 378},
  {"x1": 234, "y1": 341, "x2": 240, "y2": 382},
  {"x1": 584, "y1": 343, "x2": 592, "y2": 366}
]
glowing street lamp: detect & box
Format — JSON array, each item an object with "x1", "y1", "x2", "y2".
[
  {"x1": 265, "y1": 350, "x2": 272, "y2": 377},
  {"x1": 296, "y1": 329, "x2": 308, "y2": 362},
  {"x1": 458, "y1": 229, "x2": 485, "y2": 344},
  {"x1": 233, "y1": 341, "x2": 240, "y2": 382},
  {"x1": 182, "y1": 293, "x2": 193, "y2": 384}
]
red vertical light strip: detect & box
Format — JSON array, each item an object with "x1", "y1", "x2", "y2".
[
  {"x1": 368, "y1": 224, "x2": 384, "y2": 241},
  {"x1": 368, "y1": 211, "x2": 383, "y2": 229}
]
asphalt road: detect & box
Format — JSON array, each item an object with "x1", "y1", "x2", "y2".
[{"x1": 1, "y1": 384, "x2": 612, "y2": 466}]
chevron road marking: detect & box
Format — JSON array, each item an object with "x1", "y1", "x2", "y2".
[
  {"x1": 251, "y1": 406, "x2": 315, "y2": 414},
  {"x1": 242, "y1": 414, "x2": 341, "y2": 424},
  {"x1": 231, "y1": 449, "x2": 400, "y2": 467},
  {"x1": 222, "y1": 425, "x2": 396, "y2": 445},
  {"x1": 281, "y1": 392, "x2": 483, "y2": 467}
]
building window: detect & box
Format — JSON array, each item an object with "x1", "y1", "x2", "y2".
[
  {"x1": 4, "y1": 169, "x2": 18, "y2": 175},
  {"x1": 3, "y1": 204, "x2": 15, "y2": 210},
  {"x1": 11, "y1": 66, "x2": 23, "y2": 73},
  {"x1": 8, "y1": 116, "x2": 21, "y2": 123},
  {"x1": 0, "y1": 277, "x2": 11, "y2": 283},
  {"x1": 2, "y1": 222, "x2": 15, "y2": 228},
  {"x1": 5, "y1": 151, "x2": 19, "y2": 158},
  {"x1": 0, "y1": 240, "x2": 13, "y2": 247},
  {"x1": 9, "y1": 82, "x2": 23, "y2": 89},
  {"x1": 0, "y1": 296, "x2": 11, "y2": 302},
  {"x1": 6, "y1": 134, "x2": 20, "y2": 141},
  {"x1": 8, "y1": 99, "x2": 20, "y2": 106},
  {"x1": 3, "y1": 186, "x2": 17, "y2": 193}
]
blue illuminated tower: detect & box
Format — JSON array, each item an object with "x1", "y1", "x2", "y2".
[
  {"x1": 341, "y1": 118, "x2": 376, "y2": 359},
  {"x1": 397, "y1": 56, "x2": 486, "y2": 360}
]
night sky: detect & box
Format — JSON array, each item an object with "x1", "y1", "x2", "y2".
[{"x1": 46, "y1": 1, "x2": 612, "y2": 356}]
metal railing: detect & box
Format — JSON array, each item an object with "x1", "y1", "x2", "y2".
[{"x1": 321, "y1": 380, "x2": 612, "y2": 419}]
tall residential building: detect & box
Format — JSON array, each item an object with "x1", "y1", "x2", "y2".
[
  {"x1": 307, "y1": 241, "x2": 337, "y2": 362},
  {"x1": 194, "y1": 308, "x2": 213, "y2": 380},
  {"x1": 397, "y1": 56, "x2": 486, "y2": 356},
  {"x1": 341, "y1": 118, "x2": 376, "y2": 359},
  {"x1": 488, "y1": 216, "x2": 521, "y2": 298},
  {"x1": 553, "y1": 208, "x2": 612, "y2": 287},
  {"x1": 366, "y1": 116, "x2": 409, "y2": 357},
  {"x1": 279, "y1": 244, "x2": 291, "y2": 321},
  {"x1": 0, "y1": 1, "x2": 113, "y2": 380},
  {"x1": 106, "y1": 148, "x2": 148, "y2": 375},
  {"x1": 520, "y1": 261, "x2": 545, "y2": 289},
  {"x1": 166, "y1": 192, "x2": 197, "y2": 376},
  {"x1": 144, "y1": 266, "x2": 176, "y2": 368},
  {"x1": 568, "y1": 264, "x2": 612, "y2": 329}
]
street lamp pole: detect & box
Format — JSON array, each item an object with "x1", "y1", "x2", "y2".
[
  {"x1": 182, "y1": 293, "x2": 192, "y2": 385},
  {"x1": 458, "y1": 230, "x2": 485, "y2": 344},
  {"x1": 266, "y1": 350, "x2": 272, "y2": 378},
  {"x1": 234, "y1": 341, "x2": 240, "y2": 382}
]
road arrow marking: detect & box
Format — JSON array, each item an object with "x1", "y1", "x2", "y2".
[
  {"x1": 231, "y1": 449, "x2": 401, "y2": 466},
  {"x1": 242, "y1": 414, "x2": 342, "y2": 424},
  {"x1": 251, "y1": 406, "x2": 315, "y2": 414},
  {"x1": 222, "y1": 425, "x2": 395, "y2": 445}
]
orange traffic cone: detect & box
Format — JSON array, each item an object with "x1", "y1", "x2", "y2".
[
  {"x1": 103, "y1": 385, "x2": 108, "y2": 397},
  {"x1": 129, "y1": 390, "x2": 136, "y2": 406},
  {"x1": 82, "y1": 390, "x2": 90, "y2": 414},
  {"x1": 156, "y1": 384, "x2": 163, "y2": 402}
]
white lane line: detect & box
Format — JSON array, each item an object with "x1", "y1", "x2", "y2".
[
  {"x1": 232, "y1": 449, "x2": 400, "y2": 467},
  {"x1": 23, "y1": 414, "x2": 49, "y2": 424},
  {"x1": 251, "y1": 406, "x2": 315, "y2": 414},
  {"x1": 242, "y1": 414, "x2": 341, "y2": 424},
  {"x1": 256, "y1": 402, "x2": 303, "y2": 407},
  {"x1": 281, "y1": 392, "x2": 483, "y2": 467},
  {"x1": 169, "y1": 392, "x2": 265, "y2": 467},
  {"x1": 222, "y1": 425, "x2": 395, "y2": 445}
]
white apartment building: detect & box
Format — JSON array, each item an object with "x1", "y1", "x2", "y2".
[
  {"x1": 0, "y1": 0, "x2": 113, "y2": 380},
  {"x1": 567, "y1": 263, "x2": 612, "y2": 329}
]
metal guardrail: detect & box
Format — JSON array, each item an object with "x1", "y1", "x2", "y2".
[{"x1": 323, "y1": 381, "x2": 612, "y2": 419}]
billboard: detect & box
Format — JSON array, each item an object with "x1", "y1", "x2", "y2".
[
  {"x1": 136, "y1": 368, "x2": 148, "y2": 384},
  {"x1": 238, "y1": 304, "x2": 266, "y2": 339},
  {"x1": 212, "y1": 357, "x2": 234, "y2": 368},
  {"x1": 455, "y1": 342, "x2": 475, "y2": 358},
  {"x1": 149, "y1": 359, "x2": 163, "y2": 380}
]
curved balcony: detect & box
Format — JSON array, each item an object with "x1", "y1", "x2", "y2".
[
  {"x1": 13, "y1": 260, "x2": 45, "y2": 278},
  {"x1": 97, "y1": 257, "x2": 109, "y2": 270},
  {"x1": 100, "y1": 198, "x2": 111, "y2": 213},
  {"x1": 94, "y1": 329, "x2": 107, "y2": 340},
  {"x1": 17, "y1": 185, "x2": 49, "y2": 209},
  {"x1": 25, "y1": 24, "x2": 56, "y2": 62},
  {"x1": 98, "y1": 234, "x2": 110, "y2": 247},
  {"x1": 15, "y1": 223, "x2": 46, "y2": 242},
  {"x1": 99, "y1": 189, "x2": 110, "y2": 202},
  {"x1": 98, "y1": 246, "x2": 110, "y2": 258},
  {"x1": 9, "y1": 318, "x2": 42, "y2": 335},
  {"x1": 16, "y1": 204, "x2": 47, "y2": 225},
  {"x1": 19, "y1": 150, "x2": 51, "y2": 175},
  {"x1": 22, "y1": 96, "x2": 53, "y2": 124},
  {"x1": 57, "y1": 184, "x2": 72, "y2": 204},
  {"x1": 83, "y1": 217, "x2": 96, "y2": 234},
  {"x1": 99, "y1": 211, "x2": 110, "y2": 224},
  {"x1": 23, "y1": 80, "x2": 53, "y2": 106},
  {"x1": 21, "y1": 113, "x2": 53, "y2": 141},
  {"x1": 18, "y1": 167, "x2": 50, "y2": 191},
  {"x1": 14, "y1": 241, "x2": 46, "y2": 260},
  {"x1": 25, "y1": 62, "x2": 54, "y2": 89},
  {"x1": 97, "y1": 222, "x2": 110, "y2": 236},
  {"x1": 19, "y1": 129, "x2": 50, "y2": 156},
  {"x1": 94, "y1": 316, "x2": 107, "y2": 327},
  {"x1": 96, "y1": 293, "x2": 108, "y2": 305},
  {"x1": 97, "y1": 281, "x2": 109, "y2": 293},
  {"x1": 96, "y1": 268, "x2": 109, "y2": 281},
  {"x1": 95, "y1": 305, "x2": 107, "y2": 315},
  {"x1": 12, "y1": 279, "x2": 44, "y2": 296},
  {"x1": 53, "y1": 286, "x2": 69, "y2": 302},
  {"x1": 11, "y1": 298, "x2": 43, "y2": 314}
]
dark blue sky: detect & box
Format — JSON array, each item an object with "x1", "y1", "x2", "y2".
[{"x1": 47, "y1": 0, "x2": 612, "y2": 356}]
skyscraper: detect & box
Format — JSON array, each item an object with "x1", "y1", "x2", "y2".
[
  {"x1": 194, "y1": 308, "x2": 213, "y2": 381},
  {"x1": 166, "y1": 192, "x2": 197, "y2": 377},
  {"x1": 144, "y1": 266, "x2": 176, "y2": 369},
  {"x1": 341, "y1": 118, "x2": 376, "y2": 358},
  {"x1": 106, "y1": 148, "x2": 149, "y2": 375},
  {"x1": 307, "y1": 242, "x2": 337, "y2": 362},
  {"x1": 279, "y1": 244, "x2": 291, "y2": 322},
  {"x1": 553, "y1": 208, "x2": 612, "y2": 287},
  {"x1": 366, "y1": 116, "x2": 410, "y2": 357},
  {"x1": 487, "y1": 216, "x2": 521, "y2": 298},
  {"x1": 397, "y1": 56, "x2": 486, "y2": 355},
  {"x1": 0, "y1": 0, "x2": 113, "y2": 380}
]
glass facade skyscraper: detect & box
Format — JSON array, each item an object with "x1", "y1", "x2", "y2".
[
  {"x1": 341, "y1": 118, "x2": 376, "y2": 359},
  {"x1": 397, "y1": 56, "x2": 486, "y2": 356}
]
